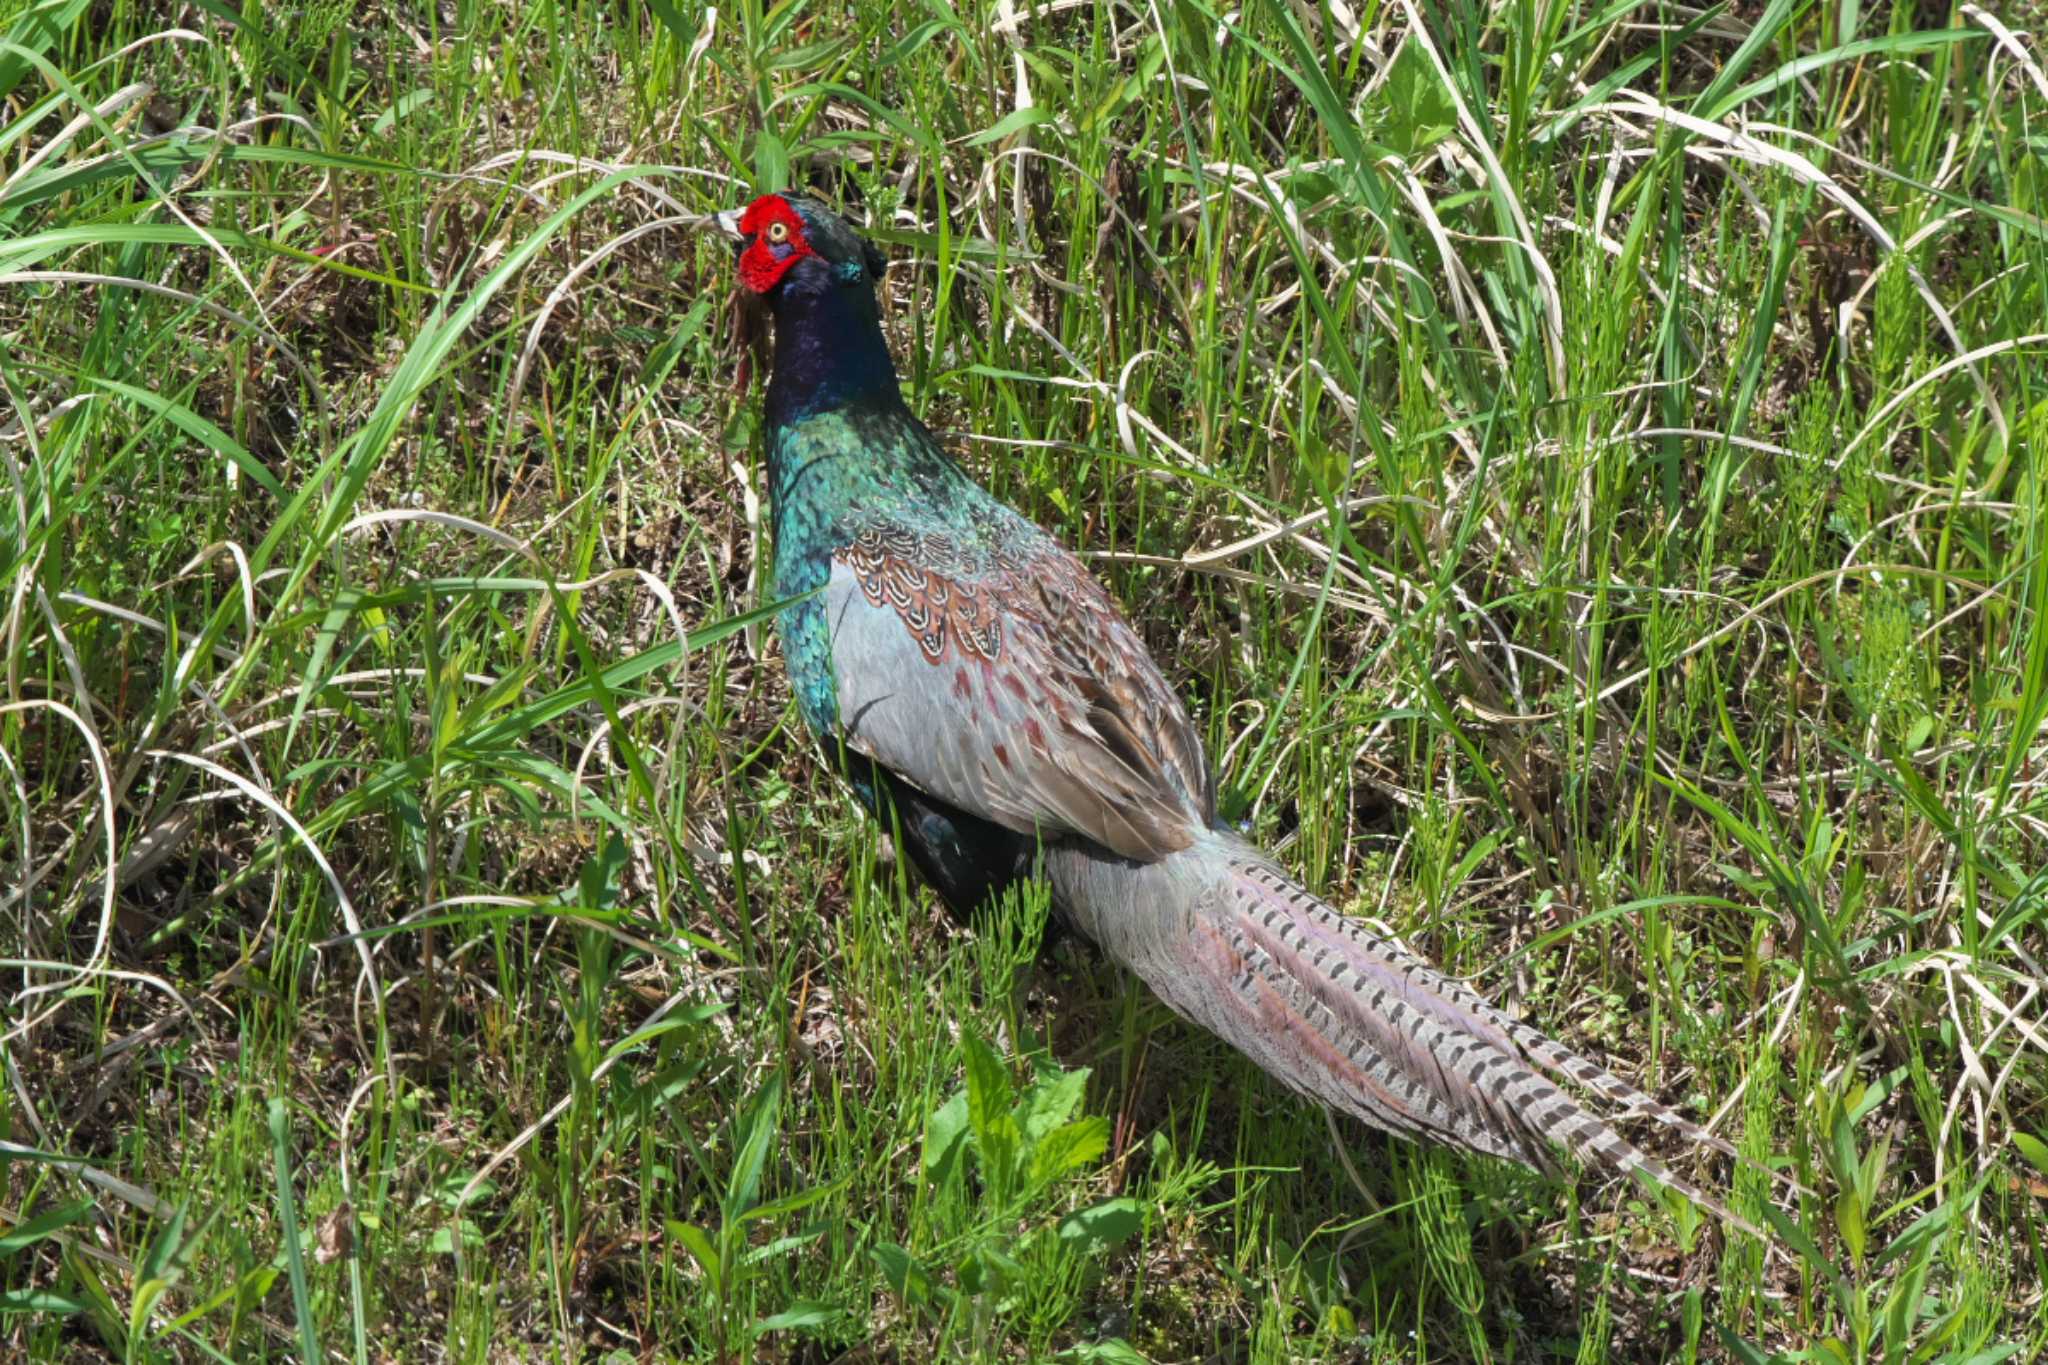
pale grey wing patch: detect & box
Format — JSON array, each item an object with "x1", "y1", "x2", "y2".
[
  {"x1": 826, "y1": 562, "x2": 1005, "y2": 822},
  {"x1": 823, "y1": 559, "x2": 1198, "y2": 859}
]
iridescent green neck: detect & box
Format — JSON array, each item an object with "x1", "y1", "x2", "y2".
[{"x1": 767, "y1": 405, "x2": 966, "y2": 527}]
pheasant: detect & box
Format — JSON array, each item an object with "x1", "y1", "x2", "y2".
[{"x1": 715, "y1": 191, "x2": 1743, "y2": 1222}]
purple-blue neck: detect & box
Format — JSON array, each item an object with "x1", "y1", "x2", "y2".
[{"x1": 764, "y1": 274, "x2": 904, "y2": 431}]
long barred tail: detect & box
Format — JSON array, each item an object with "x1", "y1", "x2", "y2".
[{"x1": 1048, "y1": 829, "x2": 1757, "y2": 1234}]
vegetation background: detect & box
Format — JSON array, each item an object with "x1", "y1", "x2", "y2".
[{"x1": 2, "y1": 0, "x2": 2045, "y2": 1359}]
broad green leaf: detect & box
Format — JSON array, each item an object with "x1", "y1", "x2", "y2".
[
  {"x1": 2014, "y1": 1132, "x2": 2048, "y2": 1177},
  {"x1": 1382, "y1": 39, "x2": 1457, "y2": 156},
  {"x1": 369, "y1": 87, "x2": 435, "y2": 137},
  {"x1": 961, "y1": 1034, "x2": 1013, "y2": 1143},
  {"x1": 739, "y1": 1178, "x2": 848, "y2": 1227},
  {"x1": 0, "y1": 1198, "x2": 94, "y2": 1254},
  {"x1": 962, "y1": 105, "x2": 1053, "y2": 147},
  {"x1": 1018, "y1": 1065, "x2": 1090, "y2": 1142},
  {"x1": 780, "y1": 81, "x2": 940, "y2": 155},
  {"x1": 741, "y1": 1228, "x2": 827, "y2": 1265},
  {"x1": 136, "y1": 1201, "x2": 191, "y2": 1285},
  {"x1": 1835, "y1": 1189, "x2": 1866, "y2": 1268},
  {"x1": 1763, "y1": 1203, "x2": 1842, "y2": 1287},
  {"x1": 1057, "y1": 1341, "x2": 1153, "y2": 1364},
  {"x1": 879, "y1": 18, "x2": 964, "y2": 67},
  {"x1": 1712, "y1": 1325, "x2": 1778, "y2": 1365},
  {"x1": 870, "y1": 1242, "x2": 932, "y2": 1305},
  {"x1": 1028, "y1": 1117, "x2": 1109, "y2": 1188},
  {"x1": 1057, "y1": 1197, "x2": 1145, "y2": 1254},
  {"x1": 646, "y1": 0, "x2": 699, "y2": 45},
  {"x1": 0, "y1": 1290, "x2": 87, "y2": 1313},
  {"x1": 753, "y1": 129, "x2": 788, "y2": 191},
  {"x1": 666, "y1": 1220, "x2": 722, "y2": 1295},
  {"x1": 922, "y1": 1090, "x2": 970, "y2": 1186},
  {"x1": 723, "y1": 1074, "x2": 784, "y2": 1221},
  {"x1": 752, "y1": 1299, "x2": 840, "y2": 1335}
]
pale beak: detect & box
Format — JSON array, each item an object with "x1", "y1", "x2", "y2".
[{"x1": 714, "y1": 209, "x2": 747, "y2": 253}]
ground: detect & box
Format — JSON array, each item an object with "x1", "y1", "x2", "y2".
[{"x1": 1, "y1": 1, "x2": 2045, "y2": 1361}]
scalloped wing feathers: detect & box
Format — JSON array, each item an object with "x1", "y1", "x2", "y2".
[{"x1": 825, "y1": 523, "x2": 1212, "y2": 861}]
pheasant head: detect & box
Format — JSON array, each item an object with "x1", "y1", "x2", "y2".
[
  {"x1": 717, "y1": 192, "x2": 900, "y2": 426},
  {"x1": 717, "y1": 192, "x2": 889, "y2": 300}
]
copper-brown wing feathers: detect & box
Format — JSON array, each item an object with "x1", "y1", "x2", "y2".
[{"x1": 825, "y1": 521, "x2": 1210, "y2": 860}]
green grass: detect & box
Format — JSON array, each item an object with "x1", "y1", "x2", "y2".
[{"x1": 1, "y1": 0, "x2": 2045, "y2": 1359}]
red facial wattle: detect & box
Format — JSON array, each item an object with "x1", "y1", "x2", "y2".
[{"x1": 735, "y1": 194, "x2": 813, "y2": 293}]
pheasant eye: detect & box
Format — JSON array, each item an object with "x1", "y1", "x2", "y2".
[{"x1": 765, "y1": 220, "x2": 790, "y2": 244}]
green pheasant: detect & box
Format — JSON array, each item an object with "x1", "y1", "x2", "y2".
[{"x1": 719, "y1": 191, "x2": 1743, "y2": 1221}]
